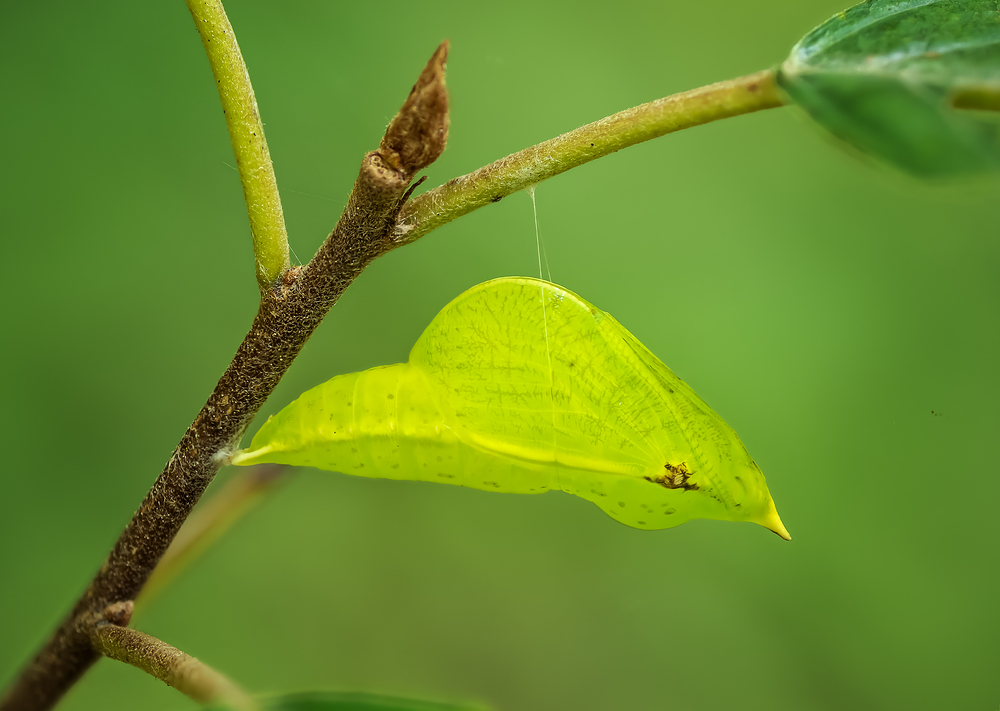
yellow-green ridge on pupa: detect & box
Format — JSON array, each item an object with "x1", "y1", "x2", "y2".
[{"x1": 233, "y1": 277, "x2": 789, "y2": 540}]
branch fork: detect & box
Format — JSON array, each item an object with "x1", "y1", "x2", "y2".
[{"x1": 0, "y1": 26, "x2": 450, "y2": 711}]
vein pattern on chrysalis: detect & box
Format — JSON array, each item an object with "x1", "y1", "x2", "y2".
[{"x1": 233, "y1": 277, "x2": 789, "y2": 539}]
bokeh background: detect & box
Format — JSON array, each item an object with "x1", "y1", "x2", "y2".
[{"x1": 2, "y1": 2, "x2": 998, "y2": 710}]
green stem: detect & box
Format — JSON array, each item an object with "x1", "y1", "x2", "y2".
[
  {"x1": 186, "y1": 0, "x2": 290, "y2": 292},
  {"x1": 395, "y1": 69, "x2": 785, "y2": 245},
  {"x1": 92, "y1": 624, "x2": 257, "y2": 711}
]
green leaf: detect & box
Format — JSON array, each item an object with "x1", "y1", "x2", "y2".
[
  {"x1": 258, "y1": 692, "x2": 483, "y2": 711},
  {"x1": 210, "y1": 691, "x2": 484, "y2": 711},
  {"x1": 778, "y1": 0, "x2": 1000, "y2": 176},
  {"x1": 233, "y1": 278, "x2": 789, "y2": 539}
]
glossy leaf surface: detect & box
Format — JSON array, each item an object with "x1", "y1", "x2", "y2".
[{"x1": 779, "y1": 0, "x2": 1000, "y2": 176}]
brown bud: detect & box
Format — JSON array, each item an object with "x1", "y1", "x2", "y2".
[{"x1": 379, "y1": 41, "x2": 450, "y2": 179}]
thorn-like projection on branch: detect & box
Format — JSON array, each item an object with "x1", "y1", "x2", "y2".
[{"x1": 379, "y1": 42, "x2": 450, "y2": 180}]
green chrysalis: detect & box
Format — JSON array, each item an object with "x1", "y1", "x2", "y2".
[{"x1": 233, "y1": 277, "x2": 789, "y2": 539}]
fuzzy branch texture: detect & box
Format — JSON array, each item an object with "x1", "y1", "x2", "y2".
[
  {"x1": 394, "y1": 69, "x2": 783, "y2": 245},
  {"x1": 0, "y1": 42, "x2": 449, "y2": 711},
  {"x1": 91, "y1": 613, "x2": 257, "y2": 711}
]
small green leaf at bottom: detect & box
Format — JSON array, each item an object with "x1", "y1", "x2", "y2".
[{"x1": 208, "y1": 691, "x2": 485, "y2": 711}]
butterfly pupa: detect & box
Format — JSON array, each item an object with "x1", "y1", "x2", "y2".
[{"x1": 233, "y1": 277, "x2": 789, "y2": 539}]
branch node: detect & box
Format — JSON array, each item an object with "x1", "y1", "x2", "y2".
[{"x1": 102, "y1": 601, "x2": 134, "y2": 628}]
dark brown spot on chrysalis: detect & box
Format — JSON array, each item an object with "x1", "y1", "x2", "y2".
[{"x1": 646, "y1": 462, "x2": 699, "y2": 491}]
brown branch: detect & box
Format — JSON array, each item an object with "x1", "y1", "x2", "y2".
[
  {"x1": 0, "y1": 42, "x2": 449, "y2": 711},
  {"x1": 137, "y1": 464, "x2": 289, "y2": 611},
  {"x1": 90, "y1": 606, "x2": 256, "y2": 711}
]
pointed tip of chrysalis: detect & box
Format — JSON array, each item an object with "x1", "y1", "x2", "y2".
[{"x1": 755, "y1": 501, "x2": 791, "y2": 541}]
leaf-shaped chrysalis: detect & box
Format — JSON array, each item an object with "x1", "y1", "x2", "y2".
[{"x1": 233, "y1": 278, "x2": 789, "y2": 539}]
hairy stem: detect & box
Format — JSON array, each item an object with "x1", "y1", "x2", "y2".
[
  {"x1": 186, "y1": 0, "x2": 290, "y2": 292},
  {"x1": 92, "y1": 624, "x2": 257, "y2": 711},
  {"x1": 395, "y1": 69, "x2": 784, "y2": 244}
]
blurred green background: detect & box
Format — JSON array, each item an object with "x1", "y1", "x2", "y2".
[{"x1": 2, "y1": 1, "x2": 998, "y2": 710}]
